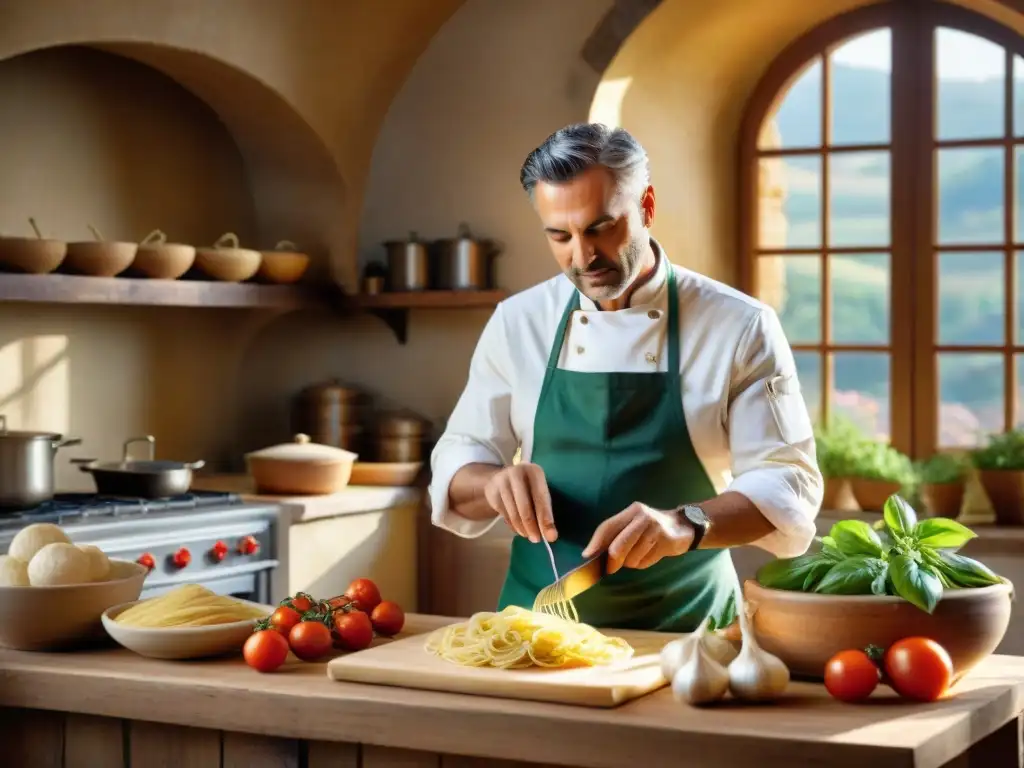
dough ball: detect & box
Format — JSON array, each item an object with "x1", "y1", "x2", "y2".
[
  {"x1": 77, "y1": 544, "x2": 110, "y2": 582},
  {"x1": 27, "y1": 543, "x2": 91, "y2": 587},
  {"x1": 0, "y1": 555, "x2": 30, "y2": 587},
  {"x1": 9, "y1": 523, "x2": 70, "y2": 562}
]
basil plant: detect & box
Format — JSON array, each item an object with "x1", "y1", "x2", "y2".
[{"x1": 756, "y1": 495, "x2": 1007, "y2": 614}]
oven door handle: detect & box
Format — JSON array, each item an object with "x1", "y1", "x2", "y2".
[{"x1": 143, "y1": 559, "x2": 280, "y2": 588}]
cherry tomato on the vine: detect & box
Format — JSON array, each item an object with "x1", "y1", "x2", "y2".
[{"x1": 824, "y1": 649, "x2": 880, "y2": 702}]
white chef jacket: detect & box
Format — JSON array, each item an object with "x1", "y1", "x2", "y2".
[{"x1": 429, "y1": 240, "x2": 823, "y2": 558}]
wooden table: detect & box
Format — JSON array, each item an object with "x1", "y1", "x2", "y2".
[{"x1": 0, "y1": 614, "x2": 1021, "y2": 768}]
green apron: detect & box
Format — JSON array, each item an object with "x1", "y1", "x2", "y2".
[{"x1": 496, "y1": 269, "x2": 738, "y2": 632}]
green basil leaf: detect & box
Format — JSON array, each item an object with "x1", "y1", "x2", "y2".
[
  {"x1": 932, "y1": 550, "x2": 1005, "y2": 588},
  {"x1": 814, "y1": 555, "x2": 886, "y2": 595},
  {"x1": 889, "y1": 553, "x2": 943, "y2": 613},
  {"x1": 802, "y1": 558, "x2": 838, "y2": 591},
  {"x1": 870, "y1": 563, "x2": 889, "y2": 596},
  {"x1": 884, "y1": 495, "x2": 918, "y2": 534},
  {"x1": 819, "y1": 536, "x2": 846, "y2": 561},
  {"x1": 913, "y1": 517, "x2": 977, "y2": 551},
  {"x1": 829, "y1": 520, "x2": 884, "y2": 557},
  {"x1": 756, "y1": 554, "x2": 829, "y2": 591}
]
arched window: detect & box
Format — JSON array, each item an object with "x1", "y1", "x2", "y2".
[{"x1": 741, "y1": 1, "x2": 1024, "y2": 457}]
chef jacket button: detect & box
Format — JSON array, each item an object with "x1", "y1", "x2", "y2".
[
  {"x1": 579, "y1": 315, "x2": 589, "y2": 325},
  {"x1": 576, "y1": 345, "x2": 585, "y2": 355},
  {"x1": 647, "y1": 309, "x2": 660, "y2": 319},
  {"x1": 645, "y1": 352, "x2": 658, "y2": 364}
]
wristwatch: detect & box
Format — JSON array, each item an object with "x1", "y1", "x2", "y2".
[{"x1": 675, "y1": 504, "x2": 710, "y2": 552}]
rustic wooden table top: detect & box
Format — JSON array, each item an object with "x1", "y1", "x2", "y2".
[{"x1": 0, "y1": 614, "x2": 1021, "y2": 768}]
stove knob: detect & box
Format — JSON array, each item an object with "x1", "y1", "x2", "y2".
[
  {"x1": 237, "y1": 535, "x2": 260, "y2": 556},
  {"x1": 210, "y1": 540, "x2": 228, "y2": 562},
  {"x1": 137, "y1": 552, "x2": 156, "y2": 570},
  {"x1": 171, "y1": 547, "x2": 192, "y2": 569}
]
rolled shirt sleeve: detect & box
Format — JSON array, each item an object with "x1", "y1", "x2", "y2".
[
  {"x1": 429, "y1": 304, "x2": 519, "y2": 538},
  {"x1": 725, "y1": 307, "x2": 824, "y2": 558}
]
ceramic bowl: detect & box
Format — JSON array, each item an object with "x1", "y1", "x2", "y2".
[
  {"x1": 0, "y1": 559, "x2": 147, "y2": 651},
  {"x1": 0, "y1": 236, "x2": 67, "y2": 274},
  {"x1": 744, "y1": 579, "x2": 1014, "y2": 681},
  {"x1": 64, "y1": 241, "x2": 138, "y2": 277},
  {"x1": 102, "y1": 597, "x2": 273, "y2": 660}
]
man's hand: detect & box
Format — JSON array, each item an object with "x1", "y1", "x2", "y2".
[
  {"x1": 582, "y1": 503, "x2": 692, "y2": 574},
  {"x1": 483, "y1": 463, "x2": 557, "y2": 543}
]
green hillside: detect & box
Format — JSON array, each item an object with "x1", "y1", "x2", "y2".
[{"x1": 767, "y1": 62, "x2": 1019, "y2": 440}]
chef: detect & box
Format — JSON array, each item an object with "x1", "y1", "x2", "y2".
[{"x1": 428, "y1": 122, "x2": 823, "y2": 632}]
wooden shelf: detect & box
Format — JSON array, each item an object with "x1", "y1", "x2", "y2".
[
  {"x1": 352, "y1": 290, "x2": 507, "y2": 343},
  {"x1": 0, "y1": 273, "x2": 321, "y2": 309},
  {"x1": 0, "y1": 275, "x2": 506, "y2": 342}
]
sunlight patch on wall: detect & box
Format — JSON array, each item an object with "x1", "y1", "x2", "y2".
[
  {"x1": 0, "y1": 334, "x2": 70, "y2": 433},
  {"x1": 588, "y1": 76, "x2": 633, "y2": 127}
]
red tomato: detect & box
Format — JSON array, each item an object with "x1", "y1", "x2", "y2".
[
  {"x1": 288, "y1": 593, "x2": 314, "y2": 613},
  {"x1": 333, "y1": 609, "x2": 374, "y2": 651},
  {"x1": 370, "y1": 600, "x2": 405, "y2": 636},
  {"x1": 884, "y1": 637, "x2": 954, "y2": 702},
  {"x1": 244, "y1": 629, "x2": 289, "y2": 673},
  {"x1": 824, "y1": 650, "x2": 880, "y2": 702},
  {"x1": 344, "y1": 578, "x2": 382, "y2": 612},
  {"x1": 269, "y1": 606, "x2": 302, "y2": 637},
  {"x1": 328, "y1": 595, "x2": 355, "y2": 611},
  {"x1": 288, "y1": 620, "x2": 333, "y2": 662}
]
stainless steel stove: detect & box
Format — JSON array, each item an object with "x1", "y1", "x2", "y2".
[{"x1": 0, "y1": 491, "x2": 283, "y2": 604}]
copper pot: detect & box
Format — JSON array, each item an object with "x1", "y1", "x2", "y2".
[
  {"x1": 375, "y1": 412, "x2": 428, "y2": 438},
  {"x1": 375, "y1": 436, "x2": 422, "y2": 463}
]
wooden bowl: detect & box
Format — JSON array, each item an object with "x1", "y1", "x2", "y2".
[
  {"x1": 257, "y1": 240, "x2": 310, "y2": 284},
  {"x1": 64, "y1": 241, "x2": 137, "y2": 277},
  {"x1": 743, "y1": 579, "x2": 1013, "y2": 681},
  {"x1": 102, "y1": 598, "x2": 272, "y2": 660},
  {"x1": 0, "y1": 560, "x2": 147, "y2": 651},
  {"x1": 0, "y1": 236, "x2": 67, "y2": 274},
  {"x1": 194, "y1": 232, "x2": 261, "y2": 282},
  {"x1": 133, "y1": 230, "x2": 195, "y2": 279}
]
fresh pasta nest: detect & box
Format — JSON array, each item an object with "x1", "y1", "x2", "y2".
[{"x1": 425, "y1": 606, "x2": 634, "y2": 669}]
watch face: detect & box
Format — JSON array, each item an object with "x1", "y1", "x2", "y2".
[{"x1": 683, "y1": 505, "x2": 708, "y2": 527}]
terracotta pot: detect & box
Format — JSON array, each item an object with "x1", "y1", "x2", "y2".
[
  {"x1": 920, "y1": 481, "x2": 966, "y2": 519},
  {"x1": 820, "y1": 477, "x2": 844, "y2": 510},
  {"x1": 850, "y1": 477, "x2": 902, "y2": 511},
  {"x1": 978, "y1": 469, "x2": 1024, "y2": 526},
  {"x1": 245, "y1": 434, "x2": 357, "y2": 496},
  {"x1": 743, "y1": 579, "x2": 1013, "y2": 681}
]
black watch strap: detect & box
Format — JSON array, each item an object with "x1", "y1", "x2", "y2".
[{"x1": 676, "y1": 504, "x2": 710, "y2": 552}]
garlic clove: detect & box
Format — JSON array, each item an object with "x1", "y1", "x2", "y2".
[
  {"x1": 659, "y1": 616, "x2": 711, "y2": 680},
  {"x1": 672, "y1": 644, "x2": 730, "y2": 706},
  {"x1": 727, "y1": 644, "x2": 791, "y2": 702},
  {"x1": 703, "y1": 631, "x2": 740, "y2": 666}
]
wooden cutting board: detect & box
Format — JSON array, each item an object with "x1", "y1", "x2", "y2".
[{"x1": 326, "y1": 623, "x2": 679, "y2": 708}]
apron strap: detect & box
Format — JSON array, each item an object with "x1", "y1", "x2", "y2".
[
  {"x1": 544, "y1": 266, "x2": 681, "y2": 375},
  {"x1": 666, "y1": 267, "x2": 680, "y2": 378}
]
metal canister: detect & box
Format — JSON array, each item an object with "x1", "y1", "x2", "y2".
[
  {"x1": 292, "y1": 380, "x2": 369, "y2": 453},
  {"x1": 383, "y1": 232, "x2": 430, "y2": 291}
]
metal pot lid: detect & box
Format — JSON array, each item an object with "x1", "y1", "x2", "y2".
[
  {"x1": 300, "y1": 378, "x2": 364, "y2": 401},
  {"x1": 246, "y1": 434, "x2": 357, "y2": 463},
  {"x1": 0, "y1": 414, "x2": 62, "y2": 440}
]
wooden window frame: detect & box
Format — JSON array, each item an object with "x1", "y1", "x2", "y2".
[{"x1": 738, "y1": 0, "x2": 1024, "y2": 459}]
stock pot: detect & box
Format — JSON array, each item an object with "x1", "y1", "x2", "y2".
[{"x1": 0, "y1": 414, "x2": 82, "y2": 510}]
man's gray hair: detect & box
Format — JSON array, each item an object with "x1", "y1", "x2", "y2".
[{"x1": 519, "y1": 123, "x2": 650, "y2": 203}]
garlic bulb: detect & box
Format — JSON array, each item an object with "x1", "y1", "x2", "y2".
[
  {"x1": 660, "y1": 617, "x2": 739, "y2": 681},
  {"x1": 672, "y1": 643, "x2": 730, "y2": 705},
  {"x1": 727, "y1": 587, "x2": 790, "y2": 702},
  {"x1": 659, "y1": 617, "x2": 708, "y2": 679}
]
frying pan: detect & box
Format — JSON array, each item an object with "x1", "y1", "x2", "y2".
[{"x1": 72, "y1": 436, "x2": 205, "y2": 498}]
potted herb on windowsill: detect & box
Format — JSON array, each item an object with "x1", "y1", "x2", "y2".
[
  {"x1": 814, "y1": 416, "x2": 865, "y2": 510},
  {"x1": 848, "y1": 440, "x2": 914, "y2": 512},
  {"x1": 917, "y1": 452, "x2": 969, "y2": 519},
  {"x1": 972, "y1": 429, "x2": 1024, "y2": 526}
]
